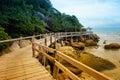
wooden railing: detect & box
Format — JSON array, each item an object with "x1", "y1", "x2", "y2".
[
  {"x1": 32, "y1": 43, "x2": 112, "y2": 80},
  {"x1": 0, "y1": 31, "x2": 93, "y2": 43}
]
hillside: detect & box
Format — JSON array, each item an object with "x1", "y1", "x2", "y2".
[{"x1": 0, "y1": 0, "x2": 86, "y2": 51}]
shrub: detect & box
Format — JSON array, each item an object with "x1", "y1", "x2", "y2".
[{"x1": 0, "y1": 26, "x2": 11, "y2": 52}]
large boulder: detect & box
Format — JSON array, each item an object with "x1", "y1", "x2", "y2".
[
  {"x1": 71, "y1": 42, "x2": 85, "y2": 50},
  {"x1": 85, "y1": 39, "x2": 97, "y2": 46},
  {"x1": 92, "y1": 34, "x2": 100, "y2": 39},
  {"x1": 59, "y1": 46, "x2": 82, "y2": 74},
  {"x1": 59, "y1": 46, "x2": 77, "y2": 59},
  {"x1": 104, "y1": 43, "x2": 120, "y2": 49}
]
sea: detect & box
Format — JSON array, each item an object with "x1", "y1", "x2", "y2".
[
  {"x1": 93, "y1": 28, "x2": 120, "y2": 44},
  {"x1": 85, "y1": 27, "x2": 120, "y2": 80}
]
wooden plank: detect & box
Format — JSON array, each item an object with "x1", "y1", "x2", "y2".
[{"x1": 0, "y1": 40, "x2": 54, "y2": 80}]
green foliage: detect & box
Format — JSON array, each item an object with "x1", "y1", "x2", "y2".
[
  {"x1": 0, "y1": 26, "x2": 11, "y2": 51},
  {"x1": 47, "y1": 12, "x2": 84, "y2": 32},
  {"x1": 38, "y1": 0, "x2": 52, "y2": 10},
  {"x1": 0, "y1": 0, "x2": 86, "y2": 38},
  {"x1": 0, "y1": 0, "x2": 47, "y2": 38}
]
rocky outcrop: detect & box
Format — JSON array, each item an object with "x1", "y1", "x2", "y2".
[
  {"x1": 104, "y1": 43, "x2": 120, "y2": 49},
  {"x1": 59, "y1": 46, "x2": 82, "y2": 74},
  {"x1": 71, "y1": 42, "x2": 85, "y2": 50},
  {"x1": 92, "y1": 34, "x2": 100, "y2": 40},
  {"x1": 85, "y1": 39, "x2": 97, "y2": 46},
  {"x1": 59, "y1": 46, "x2": 77, "y2": 59}
]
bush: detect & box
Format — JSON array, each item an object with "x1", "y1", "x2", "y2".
[{"x1": 0, "y1": 26, "x2": 11, "y2": 52}]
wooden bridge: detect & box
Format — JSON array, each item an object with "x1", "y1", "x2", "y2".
[{"x1": 0, "y1": 32, "x2": 112, "y2": 80}]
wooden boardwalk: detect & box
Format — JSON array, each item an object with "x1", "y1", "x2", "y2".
[
  {"x1": 0, "y1": 32, "x2": 112, "y2": 80},
  {"x1": 0, "y1": 45, "x2": 54, "y2": 80}
]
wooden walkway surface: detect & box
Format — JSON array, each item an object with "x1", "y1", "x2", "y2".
[{"x1": 0, "y1": 45, "x2": 54, "y2": 80}]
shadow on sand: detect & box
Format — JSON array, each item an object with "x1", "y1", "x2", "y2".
[{"x1": 77, "y1": 52, "x2": 116, "y2": 71}]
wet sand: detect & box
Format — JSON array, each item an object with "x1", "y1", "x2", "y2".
[{"x1": 85, "y1": 45, "x2": 120, "y2": 80}]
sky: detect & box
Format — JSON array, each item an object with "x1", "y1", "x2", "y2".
[{"x1": 50, "y1": 0, "x2": 120, "y2": 28}]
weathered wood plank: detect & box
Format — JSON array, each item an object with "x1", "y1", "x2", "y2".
[{"x1": 0, "y1": 45, "x2": 53, "y2": 80}]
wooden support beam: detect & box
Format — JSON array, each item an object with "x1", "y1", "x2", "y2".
[
  {"x1": 32, "y1": 36, "x2": 35, "y2": 57},
  {"x1": 45, "y1": 38, "x2": 47, "y2": 46},
  {"x1": 50, "y1": 35, "x2": 52, "y2": 44},
  {"x1": 53, "y1": 51, "x2": 59, "y2": 79}
]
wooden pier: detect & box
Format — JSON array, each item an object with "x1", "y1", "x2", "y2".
[{"x1": 0, "y1": 32, "x2": 112, "y2": 80}]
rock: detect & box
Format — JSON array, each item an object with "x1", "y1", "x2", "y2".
[
  {"x1": 79, "y1": 72, "x2": 96, "y2": 80},
  {"x1": 71, "y1": 42, "x2": 85, "y2": 50},
  {"x1": 78, "y1": 52, "x2": 115, "y2": 71},
  {"x1": 67, "y1": 66, "x2": 82, "y2": 74},
  {"x1": 19, "y1": 40, "x2": 31, "y2": 48},
  {"x1": 104, "y1": 43, "x2": 120, "y2": 49},
  {"x1": 85, "y1": 39, "x2": 97, "y2": 46},
  {"x1": 59, "y1": 46, "x2": 82, "y2": 75},
  {"x1": 59, "y1": 46, "x2": 77, "y2": 60},
  {"x1": 92, "y1": 34, "x2": 100, "y2": 39},
  {"x1": 90, "y1": 34, "x2": 100, "y2": 42},
  {"x1": 104, "y1": 45, "x2": 110, "y2": 49},
  {"x1": 57, "y1": 73, "x2": 69, "y2": 80},
  {"x1": 3, "y1": 41, "x2": 20, "y2": 53},
  {"x1": 64, "y1": 41, "x2": 71, "y2": 46},
  {"x1": 79, "y1": 36, "x2": 85, "y2": 42}
]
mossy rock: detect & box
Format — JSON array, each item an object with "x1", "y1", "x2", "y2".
[
  {"x1": 85, "y1": 39, "x2": 97, "y2": 46},
  {"x1": 71, "y1": 42, "x2": 85, "y2": 50},
  {"x1": 104, "y1": 43, "x2": 120, "y2": 49}
]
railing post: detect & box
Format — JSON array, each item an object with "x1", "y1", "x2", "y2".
[
  {"x1": 53, "y1": 51, "x2": 59, "y2": 79},
  {"x1": 50, "y1": 33, "x2": 52, "y2": 44},
  {"x1": 65, "y1": 32, "x2": 67, "y2": 41},
  {"x1": 45, "y1": 38, "x2": 47, "y2": 46},
  {"x1": 59, "y1": 32, "x2": 61, "y2": 43},
  {"x1": 44, "y1": 33, "x2": 47, "y2": 46},
  {"x1": 70, "y1": 32, "x2": 72, "y2": 41},
  {"x1": 19, "y1": 36, "x2": 23, "y2": 48},
  {"x1": 54, "y1": 33, "x2": 56, "y2": 43},
  {"x1": 32, "y1": 36, "x2": 35, "y2": 57}
]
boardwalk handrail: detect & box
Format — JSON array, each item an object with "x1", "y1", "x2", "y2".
[
  {"x1": 0, "y1": 31, "x2": 93, "y2": 43},
  {"x1": 33, "y1": 43, "x2": 112, "y2": 80}
]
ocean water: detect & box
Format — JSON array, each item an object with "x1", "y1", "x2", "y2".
[
  {"x1": 85, "y1": 27, "x2": 120, "y2": 79},
  {"x1": 93, "y1": 28, "x2": 120, "y2": 44}
]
